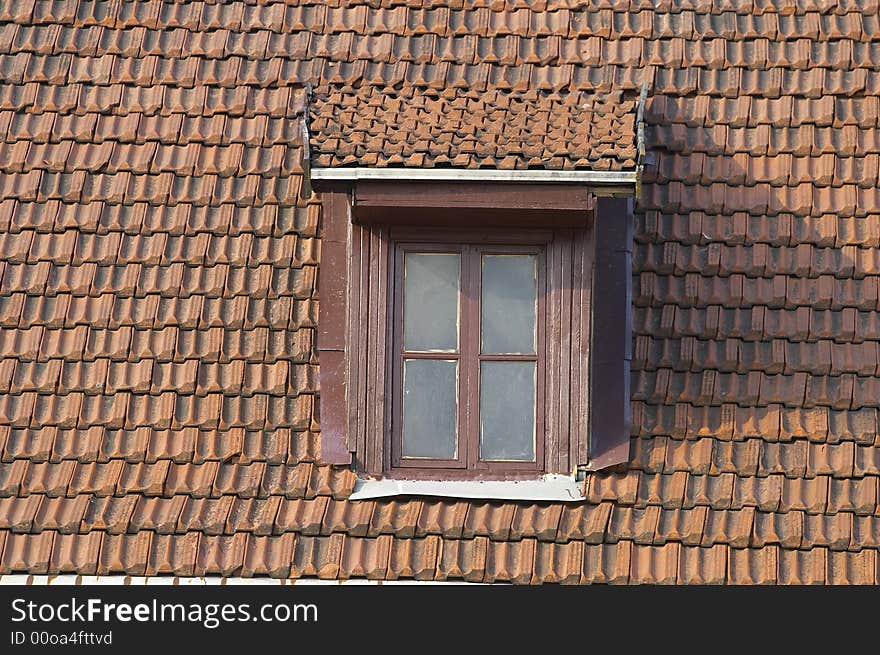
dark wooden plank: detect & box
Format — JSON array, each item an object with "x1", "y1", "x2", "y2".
[
  {"x1": 317, "y1": 192, "x2": 348, "y2": 351},
  {"x1": 389, "y1": 227, "x2": 555, "y2": 244},
  {"x1": 374, "y1": 226, "x2": 390, "y2": 475},
  {"x1": 317, "y1": 349, "x2": 348, "y2": 464},
  {"x1": 347, "y1": 221, "x2": 364, "y2": 458},
  {"x1": 570, "y1": 225, "x2": 592, "y2": 466},
  {"x1": 364, "y1": 226, "x2": 380, "y2": 475},
  {"x1": 587, "y1": 196, "x2": 633, "y2": 471},
  {"x1": 357, "y1": 206, "x2": 591, "y2": 227},
  {"x1": 355, "y1": 181, "x2": 593, "y2": 226},
  {"x1": 363, "y1": 226, "x2": 390, "y2": 476},
  {"x1": 355, "y1": 181, "x2": 595, "y2": 211},
  {"x1": 317, "y1": 189, "x2": 353, "y2": 465},
  {"x1": 556, "y1": 230, "x2": 573, "y2": 475},
  {"x1": 463, "y1": 244, "x2": 478, "y2": 471},
  {"x1": 535, "y1": 245, "x2": 548, "y2": 476},
  {"x1": 356, "y1": 225, "x2": 372, "y2": 465},
  {"x1": 545, "y1": 236, "x2": 562, "y2": 475}
]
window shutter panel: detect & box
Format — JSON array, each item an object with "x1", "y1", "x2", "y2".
[
  {"x1": 585, "y1": 197, "x2": 633, "y2": 470},
  {"x1": 318, "y1": 189, "x2": 353, "y2": 465}
]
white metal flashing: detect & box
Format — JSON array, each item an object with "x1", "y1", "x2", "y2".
[
  {"x1": 348, "y1": 474, "x2": 585, "y2": 502},
  {"x1": 309, "y1": 167, "x2": 639, "y2": 185},
  {"x1": 0, "y1": 575, "x2": 476, "y2": 586}
]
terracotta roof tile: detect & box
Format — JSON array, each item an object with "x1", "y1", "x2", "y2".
[
  {"x1": 827, "y1": 477, "x2": 878, "y2": 515},
  {"x1": 828, "y1": 549, "x2": 876, "y2": 585},
  {"x1": 147, "y1": 532, "x2": 199, "y2": 576},
  {"x1": 117, "y1": 461, "x2": 169, "y2": 497},
  {"x1": 530, "y1": 540, "x2": 582, "y2": 584},
  {"x1": 367, "y1": 499, "x2": 422, "y2": 539},
  {"x1": 32, "y1": 494, "x2": 88, "y2": 533},
  {"x1": 194, "y1": 533, "x2": 247, "y2": 577},
  {"x1": 160, "y1": 461, "x2": 216, "y2": 498},
  {"x1": 609, "y1": 505, "x2": 661, "y2": 545},
  {"x1": 702, "y1": 506, "x2": 755, "y2": 548},
  {"x1": 582, "y1": 541, "x2": 632, "y2": 584},
  {"x1": 585, "y1": 470, "x2": 640, "y2": 505},
  {"x1": 629, "y1": 542, "x2": 680, "y2": 584},
  {"x1": 192, "y1": 429, "x2": 242, "y2": 464},
  {"x1": 435, "y1": 535, "x2": 488, "y2": 582},
  {"x1": 260, "y1": 463, "x2": 311, "y2": 499},
  {"x1": 309, "y1": 85, "x2": 638, "y2": 171},
  {"x1": 728, "y1": 544, "x2": 778, "y2": 584},
  {"x1": 97, "y1": 428, "x2": 146, "y2": 463},
  {"x1": 778, "y1": 546, "x2": 828, "y2": 585},
  {"x1": 51, "y1": 426, "x2": 103, "y2": 463},
  {"x1": 509, "y1": 503, "x2": 563, "y2": 541},
  {"x1": 129, "y1": 496, "x2": 186, "y2": 534},
  {"x1": 449, "y1": 502, "x2": 509, "y2": 541},
  {"x1": 1, "y1": 531, "x2": 54, "y2": 573},
  {"x1": 83, "y1": 495, "x2": 137, "y2": 535},
  {"x1": 210, "y1": 462, "x2": 263, "y2": 498},
  {"x1": 68, "y1": 460, "x2": 124, "y2": 496},
  {"x1": 0, "y1": 494, "x2": 41, "y2": 532},
  {"x1": 3, "y1": 0, "x2": 880, "y2": 585},
  {"x1": 241, "y1": 532, "x2": 295, "y2": 578},
  {"x1": 224, "y1": 496, "x2": 278, "y2": 536},
  {"x1": 78, "y1": 392, "x2": 129, "y2": 428},
  {"x1": 49, "y1": 531, "x2": 102, "y2": 574},
  {"x1": 483, "y1": 538, "x2": 534, "y2": 584},
  {"x1": 551, "y1": 501, "x2": 609, "y2": 544},
  {"x1": 655, "y1": 506, "x2": 709, "y2": 546},
  {"x1": 678, "y1": 543, "x2": 728, "y2": 584},
  {"x1": 416, "y1": 500, "x2": 469, "y2": 539},
  {"x1": 318, "y1": 498, "x2": 371, "y2": 537},
  {"x1": 238, "y1": 429, "x2": 286, "y2": 465},
  {"x1": 731, "y1": 474, "x2": 784, "y2": 512},
  {"x1": 179, "y1": 495, "x2": 236, "y2": 535},
  {"x1": 21, "y1": 459, "x2": 74, "y2": 496},
  {"x1": 384, "y1": 534, "x2": 437, "y2": 581},
  {"x1": 290, "y1": 533, "x2": 344, "y2": 579},
  {"x1": 3, "y1": 426, "x2": 54, "y2": 462},
  {"x1": 339, "y1": 534, "x2": 392, "y2": 580},
  {"x1": 0, "y1": 459, "x2": 28, "y2": 498}
]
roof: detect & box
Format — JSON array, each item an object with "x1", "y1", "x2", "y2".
[
  {"x1": 0, "y1": 0, "x2": 879, "y2": 584},
  {"x1": 308, "y1": 86, "x2": 640, "y2": 170}
]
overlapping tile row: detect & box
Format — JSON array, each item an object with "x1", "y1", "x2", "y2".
[
  {"x1": 622, "y1": 0, "x2": 880, "y2": 585},
  {"x1": 1, "y1": 528, "x2": 876, "y2": 584},
  {"x1": 0, "y1": 0, "x2": 337, "y2": 579},
  {"x1": 1, "y1": 0, "x2": 880, "y2": 584},
  {"x1": 309, "y1": 84, "x2": 638, "y2": 170}
]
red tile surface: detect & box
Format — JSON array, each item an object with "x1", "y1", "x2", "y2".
[
  {"x1": 0, "y1": 0, "x2": 876, "y2": 586},
  {"x1": 309, "y1": 86, "x2": 638, "y2": 171}
]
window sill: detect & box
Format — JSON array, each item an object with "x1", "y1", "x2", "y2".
[{"x1": 348, "y1": 474, "x2": 585, "y2": 502}]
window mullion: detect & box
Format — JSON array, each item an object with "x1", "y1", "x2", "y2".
[
  {"x1": 462, "y1": 243, "x2": 480, "y2": 470},
  {"x1": 457, "y1": 244, "x2": 468, "y2": 468}
]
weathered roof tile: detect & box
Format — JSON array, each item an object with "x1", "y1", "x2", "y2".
[
  {"x1": 2, "y1": 0, "x2": 880, "y2": 585},
  {"x1": 309, "y1": 86, "x2": 638, "y2": 171}
]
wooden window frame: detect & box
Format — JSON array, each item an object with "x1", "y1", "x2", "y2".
[
  {"x1": 316, "y1": 181, "x2": 633, "y2": 478},
  {"x1": 389, "y1": 237, "x2": 548, "y2": 478}
]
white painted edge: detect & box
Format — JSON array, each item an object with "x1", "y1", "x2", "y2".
[
  {"x1": 348, "y1": 474, "x2": 585, "y2": 502},
  {"x1": 310, "y1": 166, "x2": 638, "y2": 185},
  {"x1": 0, "y1": 575, "x2": 477, "y2": 586}
]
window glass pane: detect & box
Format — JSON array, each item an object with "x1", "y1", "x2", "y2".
[
  {"x1": 481, "y1": 254, "x2": 536, "y2": 355},
  {"x1": 402, "y1": 359, "x2": 458, "y2": 459},
  {"x1": 479, "y1": 361, "x2": 535, "y2": 462},
  {"x1": 404, "y1": 252, "x2": 460, "y2": 352}
]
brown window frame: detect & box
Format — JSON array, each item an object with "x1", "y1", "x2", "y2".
[
  {"x1": 349, "y1": 221, "x2": 592, "y2": 482},
  {"x1": 315, "y1": 181, "x2": 634, "y2": 479},
  {"x1": 389, "y1": 237, "x2": 547, "y2": 478}
]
